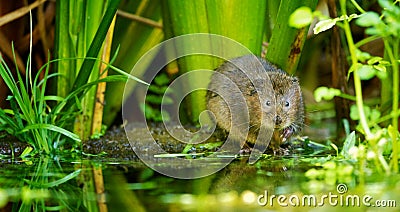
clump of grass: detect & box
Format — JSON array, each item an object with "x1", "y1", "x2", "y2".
[
  {"x1": 0, "y1": 47, "x2": 80, "y2": 156},
  {"x1": 0, "y1": 48, "x2": 143, "y2": 156}
]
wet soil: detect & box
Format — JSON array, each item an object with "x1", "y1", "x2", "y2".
[
  {"x1": 0, "y1": 122, "x2": 317, "y2": 160},
  {"x1": 0, "y1": 124, "x2": 225, "y2": 160}
]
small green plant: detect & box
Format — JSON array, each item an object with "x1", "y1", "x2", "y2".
[
  {"x1": 141, "y1": 72, "x2": 173, "y2": 122},
  {"x1": 290, "y1": 0, "x2": 399, "y2": 174},
  {"x1": 0, "y1": 43, "x2": 145, "y2": 156},
  {"x1": 0, "y1": 50, "x2": 79, "y2": 155},
  {"x1": 0, "y1": 1, "x2": 149, "y2": 156}
]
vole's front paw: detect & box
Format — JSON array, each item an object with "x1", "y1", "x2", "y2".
[
  {"x1": 239, "y1": 145, "x2": 252, "y2": 155},
  {"x1": 281, "y1": 126, "x2": 295, "y2": 142}
]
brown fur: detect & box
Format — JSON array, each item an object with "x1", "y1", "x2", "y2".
[{"x1": 207, "y1": 55, "x2": 304, "y2": 153}]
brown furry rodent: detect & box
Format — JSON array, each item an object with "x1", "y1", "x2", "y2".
[{"x1": 206, "y1": 55, "x2": 304, "y2": 153}]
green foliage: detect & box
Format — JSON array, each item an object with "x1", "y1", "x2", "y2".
[
  {"x1": 0, "y1": 54, "x2": 79, "y2": 155},
  {"x1": 142, "y1": 73, "x2": 173, "y2": 122},
  {"x1": 0, "y1": 47, "x2": 136, "y2": 155},
  {"x1": 289, "y1": 7, "x2": 313, "y2": 29},
  {"x1": 314, "y1": 87, "x2": 342, "y2": 102},
  {"x1": 308, "y1": 0, "x2": 400, "y2": 174},
  {"x1": 266, "y1": 0, "x2": 318, "y2": 74},
  {"x1": 305, "y1": 161, "x2": 354, "y2": 186},
  {"x1": 1, "y1": 158, "x2": 87, "y2": 211},
  {"x1": 104, "y1": 0, "x2": 164, "y2": 126},
  {"x1": 55, "y1": 0, "x2": 122, "y2": 140}
]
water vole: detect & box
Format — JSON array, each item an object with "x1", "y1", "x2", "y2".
[{"x1": 206, "y1": 55, "x2": 304, "y2": 154}]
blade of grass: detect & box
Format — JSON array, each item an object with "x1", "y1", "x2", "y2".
[
  {"x1": 74, "y1": 0, "x2": 110, "y2": 140},
  {"x1": 55, "y1": 0, "x2": 121, "y2": 140},
  {"x1": 70, "y1": 0, "x2": 121, "y2": 93},
  {"x1": 55, "y1": 0, "x2": 75, "y2": 97},
  {"x1": 24, "y1": 169, "x2": 82, "y2": 188},
  {"x1": 18, "y1": 124, "x2": 81, "y2": 142}
]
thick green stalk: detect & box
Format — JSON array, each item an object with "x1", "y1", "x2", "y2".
[
  {"x1": 71, "y1": 0, "x2": 121, "y2": 93},
  {"x1": 339, "y1": 0, "x2": 371, "y2": 138},
  {"x1": 163, "y1": 0, "x2": 212, "y2": 124},
  {"x1": 103, "y1": 0, "x2": 163, "y2": 125},
  {"x1": 56, "y1": 0, "x2": 121, "y2": 140},
  {"x1": 265, "y1": 0, "x2": 281, "y2": 41},
  {"x1": 265, "y1": 0, "x2": 318, "y2": 73},
  {"x1": 55, "y1": 0, "x2": 74, "y2": 98},
  {"x1": 74, "y1": 0, "x2": 108, "y2": 139},
  {"x1": 384, "y1": 38, "x2": 399, "y2": 172}
]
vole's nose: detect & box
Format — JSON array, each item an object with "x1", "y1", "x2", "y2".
[{"x1": 275, "y1": 115, "x2": 282, "y2": 125}]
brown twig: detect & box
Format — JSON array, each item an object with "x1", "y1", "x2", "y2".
[
  {"x1": 91, "y1": 15, "x2": 117, "y2": 135},
  {"x1": 117, "y1": 10, "x2": 162, "y2": 29},
  {"x1": 93, "y1": 166, "x2": 108, "y2": 212},
  {"x1": 0, "y1": 0, "x2": 47, "y2": 27},
  {"x1": 328, "y1": 0, "x2": 351, "y2": 140},
  {"x1": 0, "y1": 31, "x2": 26, "y2": 74}
]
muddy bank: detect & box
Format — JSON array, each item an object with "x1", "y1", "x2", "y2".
[
  {"x1": 0, "y1": 124, "x2": 224, "y2": 160},
  {"x1": 0, "y1": 123, "x2": 316, "y2": 160}
]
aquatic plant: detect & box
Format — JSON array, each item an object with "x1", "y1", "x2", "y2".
[
  {"x1": 104, "y1": 0, "x2": 164, "y2": 126},
  {"x1": 291, "y1": 0, "x2": 400, "y2": 174},
  {"x1": 0, "y1": 49, "x2": 137, "y2": 156},
  {"x1": 142, "y1": 72, "x2": 173, "y2": 122},
  {"x1": 55, "y1": 0, "x2": 121, "y2": 140},
  {"x1": 0, "y1": 0, "x2": 148, "y2": 155}
]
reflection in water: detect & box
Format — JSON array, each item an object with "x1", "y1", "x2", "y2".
[{"x1": 0, "y1": 156, "x2": 399, "y2": 211}]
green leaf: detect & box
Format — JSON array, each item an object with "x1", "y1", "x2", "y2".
[
  {"x1": 43, "y1": 95, "x2": 65, "y2": 102},
  {"x1": 146, "y1": 95, "x2": 173, "y2": 105},
  {"x1": 313, "y1": 19, "x2": 337, "y2": 34},
  {"x1": 305, "y1": 168, "x2": 321, "y2": 179},
  {"x1": 148, "y1": 85, "x2": 167, "y2": 94},
  {"x1": 20, "y1": 146, "x2": 34, "y2": 158},
  {"x1": 350, "y1": 105, "x2": 371, "y2": 121},
  {"x1": 63, "y1": 0, "x2": 122, "y2": 111},
  {"x1": 341, "y1": 131, "x2": 356, "y2": 159},
  {"x1": 348, "y1": 63, "x2": 361, "y2": 76},
  {"x1": 367, "y1": 56, "x2": 383, "y2": 65},
  {"x1": 18, "y1": 124, "x2": 81, "y2": 142},
  {"x1": 24, "y1": 169, "x2": 81, "y2": 188},
  {"x1": 378, "y1": 0, "x2": 395, "y2": 13},
  {"x1": 357, "y1": 65, "x2": 376, "y2": 80},
  {"x1": 370, "y1": 108, "x2": 381, "y2": 122},
  {"x1": 356, "y1": 49, "x2": 371, "y2": 62},
  {"x1": 154, "y1": 73, "x2": 170, "y2": 86},
  {"x1": 374, "y1": 65, "x2": 387, "y2": 79},
  {"x1": 314, "y1": 86, "x2": 341, "y2": 102},
  {"x1": 266, "y1": 0, "x2": 319, "y2": 73},
  {"x1": 356, "y1": 12, "x2": 381, "y2": 27},
  {"x1": 289, "y1": 6, "x2": 313, "y2": 28}
]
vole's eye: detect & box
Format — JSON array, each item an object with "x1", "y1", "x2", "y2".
[
  {"x1": 285, "y1": 101, "x2": 290, "y2": 107},
  {"x1": 266, "y1": 100, "x2": 272, "y2": 106}
]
